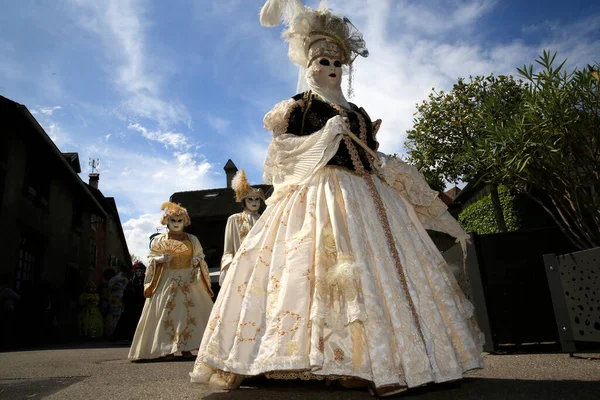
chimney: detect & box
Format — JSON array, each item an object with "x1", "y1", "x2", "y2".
[
  {"x1": 89, "y1": 173, "x2": 100, "y2": 189},
  {"x1": 223, "y1": 159, "x2": 238, "y2": 189}
]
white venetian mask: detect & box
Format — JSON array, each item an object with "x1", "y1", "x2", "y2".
[
  {"x1": 308, "y1": 57, "x2": 343, "y2": 90},
  {"x1": 245, "y1": 196, "x2": 262, "y2": 212},
  {"x1": 167, "y1": 216, "x2": 185, "y2": 232}
]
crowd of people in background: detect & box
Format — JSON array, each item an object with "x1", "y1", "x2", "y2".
[
  {"x1": 0, "y1": 261, "x2": 147, "y2": 350},
  {"x1": 78, "y1": 261, "x2": 147, "y2": 343}
]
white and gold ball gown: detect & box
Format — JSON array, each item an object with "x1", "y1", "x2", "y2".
[
  {"x1": 129, "y1": 232, "x2": 213, "y2": 360},
  {"x1": 190, "y1": 91, "x2": 484, "y2": 391}
]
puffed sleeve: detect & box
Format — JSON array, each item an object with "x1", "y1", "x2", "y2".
[{"x1": 263, "y1": 98, "x2": 297, "y2": 136}]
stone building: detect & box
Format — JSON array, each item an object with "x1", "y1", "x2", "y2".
[{"x1": 0, "y1": 95, "x2": 130, "y2": 345}]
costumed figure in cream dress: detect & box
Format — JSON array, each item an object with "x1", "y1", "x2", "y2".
[
  {"x1": 220, "y1": 170, "x2": 266, "y2": 286},
  {"x1": 129, "y1": 202, "x2": 214, "y2": 360},
  {"x1": 191, "y1": 1, "x2": 483, "y2": 395}
]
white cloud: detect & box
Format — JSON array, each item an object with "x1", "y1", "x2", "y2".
[
  {"x1": 522, "y1": 20, "x2": 559, "y2": 34},
  {"x1": 36, "y1": 118, "x2": 77, "y2": 150},
  {"x1": 105, "y1": 134, "x2": 112, "y2": 141},
  {"x1": 237, "y1": 128, "x2": 272, "y2": 180},
  {"x1": 207, "y1": 116, "x2": 231, "y2": 133},
  {"x1": 128, "y1": 122, "x2": 192, "y2": 151},
  {"x1": 71, "y1": 0, "x2": 191, "y2": 128},
  {"x1": 82, "y1": 144, "x2": 216, "y2": 216},
  {"x1": 120, "y1": 93, "x2": 192, "y2": 129},
  {"x1": 320, "y1": 0, "x2": 600, "y2": 157},
  {"x1": 76, "y1": 142, "x2": 217, "y2": 258},
  {"x1": 391, "y1": 0, "x2": 497, "y2": 36},
  {"x1": 39, "y1": 105, "x2": 62, "y2": 116},
  {"x1": 123, "y1": 213, "x2": 166, "y2": 262}
]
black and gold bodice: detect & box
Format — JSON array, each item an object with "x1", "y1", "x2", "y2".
[{"x1": 286, "y1": 91, "x2": 380, "y2": 173}]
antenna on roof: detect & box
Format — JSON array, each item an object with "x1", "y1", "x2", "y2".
[{"x1": 89, "y1": 158, "x2": 100, "y2": 173}]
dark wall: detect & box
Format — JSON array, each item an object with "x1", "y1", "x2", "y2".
[
  {"x1": 186, "y1": 218, "x2": 229, "y2": 270},
  {"x1": 473, "y1": 227, "x2": 577, "y2": 348}
]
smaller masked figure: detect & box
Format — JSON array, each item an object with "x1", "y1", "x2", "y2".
[
  {"x1": 77, "y1": 281, "x2": 104, "y2": 340},
  {"x1": 128, "y1": 202, "x2": 214, "y2": 360},
  {"x1": 113, "y1": 262, "x2": 147, "y2": 341},
  {"x1": 219, "y1": 170, "x2": 265, "y2": 286}
]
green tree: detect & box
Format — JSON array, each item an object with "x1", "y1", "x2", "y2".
[
  {"x1": 475, "y1": 52, "x2": 600, "y2": 249},
  {"x1": 405, "y1": 74, "x2": 525, "y2": 231}
]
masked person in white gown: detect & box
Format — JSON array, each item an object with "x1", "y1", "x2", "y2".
[
  {"x1": 219, "y1": 170, "x2": 265, "y2": 286},
  {"x1": 129, "y1": 202, "x2": 213, "y2": 361},
  {"x1": 191, "y1": 1, "x2": 483, "y2": 395}
]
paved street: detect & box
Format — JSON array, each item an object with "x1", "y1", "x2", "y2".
[{"x1": 1, "y1": 344, "x2": 599, "y2": 399}]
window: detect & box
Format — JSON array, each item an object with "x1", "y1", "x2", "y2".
[
  {"x1": 90, "y1": 213, "x2": 102, "y2": 231},
  {"x1": 15, "y1": 234, "x2": 41, "y2": 291}
]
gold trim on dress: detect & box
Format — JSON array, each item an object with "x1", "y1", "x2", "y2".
[{"x1": 144, "y1": 263, "x2": 164, "y2": 298}]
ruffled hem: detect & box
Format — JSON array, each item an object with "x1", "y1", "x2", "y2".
[{"x1": 193, "y1": 355, "x2": 483, "y2": 389}]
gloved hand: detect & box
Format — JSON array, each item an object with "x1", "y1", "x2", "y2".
[{"x1": 155, "y1": 253, "x2": 173, "y2": 264}]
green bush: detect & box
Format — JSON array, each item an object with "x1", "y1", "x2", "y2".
[{"x1": 458, "y1": 186, "x2": 521, "y2": 234}]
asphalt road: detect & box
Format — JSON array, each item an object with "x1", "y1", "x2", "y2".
[{"x1": 1, "y1": 343, "x2": 599, "y2": 399}]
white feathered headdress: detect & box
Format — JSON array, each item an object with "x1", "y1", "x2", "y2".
[
  {"x1": 259, "y1": 0, "x2": 368, "y2": 68},
  {"x1": 231, "y1": 169, "x2": 266, "y2": 203}
]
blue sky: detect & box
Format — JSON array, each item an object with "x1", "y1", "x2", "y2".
[{"x1": 2, "y1": 0, "x2": 599, "y2": 258}]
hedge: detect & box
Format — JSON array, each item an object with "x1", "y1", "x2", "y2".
[{"x1": 458, "y1": 186, "x2": 521, "y2": 234}]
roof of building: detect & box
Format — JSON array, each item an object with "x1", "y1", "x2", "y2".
[
  {"x1": 453, "y1": 179, "x2": 481, "y2": 204},
  {"x1": 438, "y1": 191, "x2": 454, "y2": 206},
  {"x1": 1, "y1": 95, "x2": 107, "y2": 217},
  {"x1": 171, "y1": 185, "x2": 273, "y2": 220},
  {"x1": 61, "y1": 152, "x2": 81, "y2": 173},
  {"x1": 445, "y1": 186, "x2": 461, "y2": 200}
]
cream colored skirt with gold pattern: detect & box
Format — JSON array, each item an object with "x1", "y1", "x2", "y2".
[
  {"x1": 190, "y1": 166, "x2": 483, "y2": 389},
  {"x1": 129, "y1": 267, "x2": 212, "y2": 360}
]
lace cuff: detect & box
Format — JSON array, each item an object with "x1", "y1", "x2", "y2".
[{"x1": 379, "y1": 154, "x2": 446, "y2": 217}]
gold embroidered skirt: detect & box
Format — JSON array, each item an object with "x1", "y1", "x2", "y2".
[
  {"x1": 129, "y1": 266, "x2": 212, "y2": 360},
  {"x1": 191, "y1": 167, "x2": 484, "y2": 389}
]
